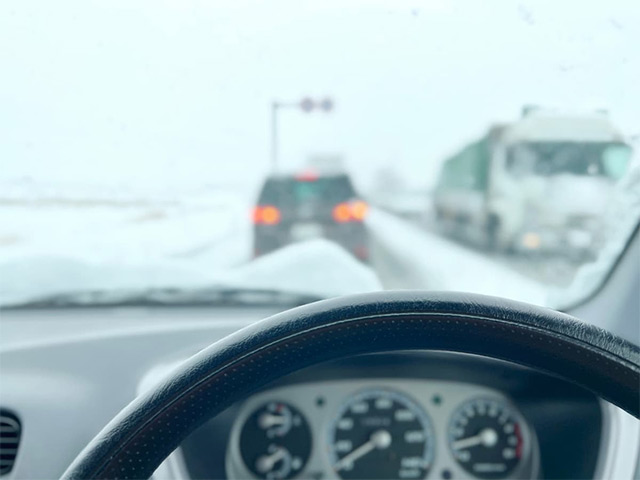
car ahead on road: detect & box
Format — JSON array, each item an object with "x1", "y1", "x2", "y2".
[{"x1": 253, "y1": 172, "x2": 370, "y2": 261}]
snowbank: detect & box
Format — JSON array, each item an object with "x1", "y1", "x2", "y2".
[
  {"x1": 221, "y1": 239, "x2": 382, "y2": 298},
  {"x1": 0, "y1": 180, "x2": 382, "y2": 305},
  {"x1": 0, "y1": 256, "x2": 210, "y2": 305},
  {"x1": 0, "y1": 240, "x2": 381, "y2": 305}
]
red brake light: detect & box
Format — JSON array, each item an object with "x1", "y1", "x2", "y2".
[
  {"x1": 332, "y1": 203, "x2": 351, "y2": 223},
  {"x1": 253, "y1": 205, "x2": 281, "y2": 225},
  {"x1": 295, "y1": 170, "x2": 319, "y2": 182},
  {"x1": 332, "y1": 201, "x2": 368, "y2": 223},
  {"x1": 351, "y1": 200, "x2": 368, "y2": 221}
]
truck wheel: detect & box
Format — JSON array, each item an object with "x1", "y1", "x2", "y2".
[{"x1": 485, "y1": 214, "x2": 501, "y2": 251}]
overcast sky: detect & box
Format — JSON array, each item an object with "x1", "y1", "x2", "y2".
[{"x1": 1, "y1": 0, "x2": 639, "y2": 191}]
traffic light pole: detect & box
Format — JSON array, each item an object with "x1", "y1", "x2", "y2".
[
  {"x1": 270, "y1": 101, "x2": 297, "y2": 172},
  {"x1": 271, "y1": 102, "x2": 279, "y2": 171},
  {"x1": 270, "y1": 98, "x2": 334, "y2": 172}
]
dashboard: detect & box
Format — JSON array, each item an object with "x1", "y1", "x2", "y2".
[
  {"x1": 0, "y1": 306, "x2": 638, "y2": 480},
  {"x1": 160, "y1": 352, "x2": 612, "y2": 480}
]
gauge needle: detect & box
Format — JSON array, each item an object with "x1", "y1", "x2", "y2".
[
  {"x1": 333, "y1": 430, "x2": 392, "y2": 472},
  {"x1": 256, "y1": 447, "x2": 287, "y2": 473},
  {"x1": 452, "y1": 428, "x2": 499, "y2": 450},
  {"x1": 258, "y1": 413, "x2": 286, "y2": 429}
]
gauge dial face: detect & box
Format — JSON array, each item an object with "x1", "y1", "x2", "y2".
[
  {"x1": 239, "y1": 401, "x2": 311, "y2": 479},
  {"x1": 448, "y1": 398, "x2": 526, "y2": 479},
  {"x1": 328, "y1": 389, "x2": 435, "y2": 480}
]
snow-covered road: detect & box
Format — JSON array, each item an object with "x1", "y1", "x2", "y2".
[{"x1": 367, "y1": 210, "x2": 546, "y2": 305}]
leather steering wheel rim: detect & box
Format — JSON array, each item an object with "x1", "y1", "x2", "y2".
[{"x1": 62, "y1": 291, "x2": 640, "y2": 479}]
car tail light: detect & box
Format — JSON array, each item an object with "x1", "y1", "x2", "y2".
[
  {"x1": 332, "y1": 201, "x2": 369, "y2": 223},
  {"x1": 351, "y1": 200, "x2": 368, "y2": 221},
  {"x1": 253, "y1": 205, "x2": 281, "y2": 225},
  {"x1": 332, "y1": 203, "x2": 352, "y2": 223},
  {"x1": 295, "y1": 170, "x2": 319, "y2": 182}
]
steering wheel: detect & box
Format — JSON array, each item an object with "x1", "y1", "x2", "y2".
[{"x1": 62, "y1": 291, "x2": 640, "y2": 479}]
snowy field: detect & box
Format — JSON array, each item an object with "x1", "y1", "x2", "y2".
[
  {"x1": 0, "y1": 180, "x2": 251, "y2": 265},
  {"x1": 0, "y1": 182, "x2": 247, "y2": 303}
]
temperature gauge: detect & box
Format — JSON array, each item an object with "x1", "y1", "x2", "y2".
[{"x1": 239, "y1": 401, "x2": 311, "y2": 479}]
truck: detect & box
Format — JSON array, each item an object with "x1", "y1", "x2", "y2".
[{"x1": 433, "y1": 108, "x2": 633, "y2": 257}]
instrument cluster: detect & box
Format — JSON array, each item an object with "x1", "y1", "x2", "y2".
[{"x1": 226, "y1": 380, "x2": 538, "y2": 480}]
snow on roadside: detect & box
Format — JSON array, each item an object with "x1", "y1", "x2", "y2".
[
  {"x1": 0, "y1": 255, "x2": 211, "y2": 305},
  {"x1": 221, "y1": 239, "x2": 382, "y2": 298},
  {"x1": 0, "y1": 179, "x2": 382, "y2": 305},
  {"x1": 0, "y1": 183, "x2": 253, "y2": 266},
  {"x1": 0, "y1": 240, "x2": 381, "y2": 305},
  {"x1": 0, "y1": 181, "x2": 257, "y2": 304},
  {"x1": 0, "y1": 204, "x2": 244, "y2": 263},
  {"x1": 367, "y1": 209, "x2": 548, "y2": 306}
]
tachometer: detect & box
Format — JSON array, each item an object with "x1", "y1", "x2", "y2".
[
  {"x1": 328, "y1": 388, "x2": 434, "y2": 480},
  {"x1": 448, "y1": 397, "x2": 528, "y2": 479},
  {"x1": 239, "y1": 401, "x2": 311, "y2": 479}
]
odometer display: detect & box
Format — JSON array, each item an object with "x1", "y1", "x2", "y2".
[{"x1": 328, "y1": 389, "x2": 434, "y2": 480}]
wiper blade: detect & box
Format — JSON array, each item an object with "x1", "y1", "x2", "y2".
[{"x1": 1, "y1": 286, "x2": 325, "y2": 310}]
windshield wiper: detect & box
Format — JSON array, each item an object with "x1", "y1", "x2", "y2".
[{"x1": 1, "y1": 286, "x2": 325, "y2": 310}]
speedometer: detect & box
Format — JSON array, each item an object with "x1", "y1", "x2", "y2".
[{"x1": 328, "y1": 389, "x2": 434, "y2": 480}]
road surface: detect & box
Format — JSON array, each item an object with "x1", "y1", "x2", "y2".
[{"x1": 394, "y1": 212, "x2": 585, "y2": 289}]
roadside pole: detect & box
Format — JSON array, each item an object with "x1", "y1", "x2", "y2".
[
  {"x1": 270, "y1": 97, "x2": 334, "y2": 172},
  {"x1": 271, "y1": 102, "x2": 279, "y2": 171}
]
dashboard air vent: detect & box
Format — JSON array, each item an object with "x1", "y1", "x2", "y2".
[{"x1": 0, "y1": 411, "x2": 21, "y2": 476}]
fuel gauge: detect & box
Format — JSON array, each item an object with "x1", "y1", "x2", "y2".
[{"x1": 239, "y1": 401, "x2": 311, "y2": 479}]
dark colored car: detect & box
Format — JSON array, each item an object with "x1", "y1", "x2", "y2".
[{"x1": 253, "y1": 172, "x2": 369, "y2": 261}]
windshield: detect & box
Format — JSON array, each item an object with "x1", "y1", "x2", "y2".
[
  {"x1": 1, "y1": 1, "x2": 639, "y2": 330},
  {"x1": 507, "y1": 142, "x2": 632, "y2": 179},
  {"x1": 259, "y1": 176, "x2": 357, "y2": 208}
]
